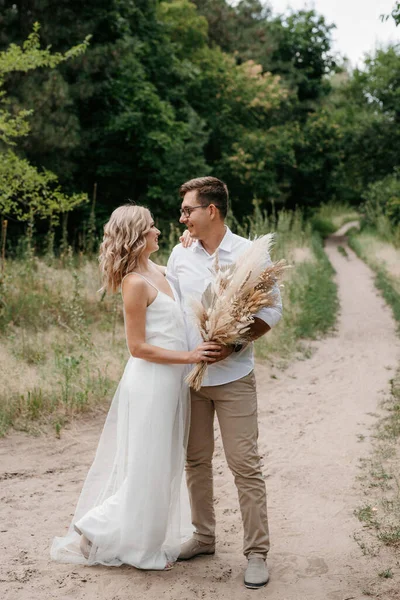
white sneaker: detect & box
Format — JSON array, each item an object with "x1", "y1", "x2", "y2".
[{"x1": 244, "y1": 557, "x2": 269, "y2": 589}]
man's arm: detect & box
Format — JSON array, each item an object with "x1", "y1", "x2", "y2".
[
  {"x1": 211, "y1": 317, "x2": 270, "y2": 362},
  {"x1": 214, "y1": 259, "x2": 283, "y2": 362},
  {"x1": 247, "y1": 317, "x2": 271, "y2": 340},
  {"x1": 223, "y1": 252, "x2": 283, "y2": 357},
  {"x1": 253, "y1": 248, "x2": 283, "y2": 330}
]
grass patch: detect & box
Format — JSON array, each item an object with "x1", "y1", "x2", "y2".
[
  {"x1": 337, "y1": 245, "x2": 348, "y2": 258},
  {"x1": 310, "y1": 216, "x2": 337, "y2": 238},
  {"x1": 349, "y1": 232, "x2": 400, "y2": 328},
  {"x1": 355, "y1": 504, "x2": 379, "y2": 525},
  {"x1": 378, "y1": 568, "x2": 394, "y2": 579},
  {"x1": 351, "y1": 226, "x2": 400, "y2": 573},
  {"x1": 311, "y1": 202, "x2": 359, "y2": 238},
  {"x1": 294, "y1": 235, "x2": 338, "y2": 338},
  {"x1": 0, "y1": 257, "x2": 116, "y2": 334},
  {"x1": 354, "y1": 369, "x2": 400, "y2": 553},
  {"x1": 256, "y1": 233, "x2": 339, "y2": 360},
  {"x1": 378, "y1": 528, "x2": 400, "y2": 547},
  {"x1": 375, "y1": 270, "x2": 400, "y2": 326},
  {"x1": 0, "y1": 257, "x2": 127, "y2": 437}
]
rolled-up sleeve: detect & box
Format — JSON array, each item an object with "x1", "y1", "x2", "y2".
[
  {"x1": 254, "y1": 251, "x2": 283, "y2": 327},
  {"x1": 255, "y1": 295, "x2": 282, "y2": 327}
]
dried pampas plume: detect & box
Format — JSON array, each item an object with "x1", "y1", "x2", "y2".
[{"x1": 186, "y1": 234, "x2": 287, "y2": 390}]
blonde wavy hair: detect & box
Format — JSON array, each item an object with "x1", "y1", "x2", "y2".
[{"x1": 99, "y1": 204, "x2": 153, "y2": 293}]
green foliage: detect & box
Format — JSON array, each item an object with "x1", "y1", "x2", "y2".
[
  {"x1": 158, "y1": 0, "x2": 209, "y2": 54},
  {"x1": 0, "y1": 23, "x2": 89, "y2": 233},
  {"x1": 309, "y1": 198, "x2": 359, "y2": 238},
  {"x1": 0, "y1": 21, "x2": 89, "y2": 74},
  {"x1": 270, "y1": 9, "x2": 337, "y2": 105},
  {"x1": 0, "y1": 22, "x2": 89, "y2": 145},
  {"x1": 194, "y1": 2, "x2": 338, "y2": 104},
  {"x1": 362, "y1": 169, "x2": 400, "y2": 232},
  {"x1": 313, "y1": 202, "x2": 359, "y2": 227},
  {"x1": 0, "y1": 150, "x2": 87, "y2": 223},
  {"x1": 393, "y1": 2, "x2": 400, "y2": 25},
  {"x1": 381, "y1": 2, "x2": 400, "y2": 26},
  {"x1": 329, "y1": 45, "x2": 400, "y2": 203},
  {"x1": 310, "y1": 216, "x2": 337, "y2": 238},
  {"x1": 0, "y1": 0, "x2": 398, "y2": 238},
  {"x1": 292, "y1": 110, "x2": 345, "y2": 208},
  {"x1": 0, "y1": 0, "x2": 345, "y2": 232}
]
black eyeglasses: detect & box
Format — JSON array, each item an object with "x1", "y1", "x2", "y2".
[{"x1": 179, "y1": 205, "x2": 207, "y2": 218}]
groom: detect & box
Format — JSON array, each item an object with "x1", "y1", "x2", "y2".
[{"x1": 166, "y1": 176, "x2": 282, "y2": 589}]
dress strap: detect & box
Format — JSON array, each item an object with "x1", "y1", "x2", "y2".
[{"x1": 121, "y1": 272, "x2": 160, "y2": 293}]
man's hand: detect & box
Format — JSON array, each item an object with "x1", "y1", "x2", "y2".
[
  {"x1": 212, "y1": 345, "x2": 234, "y2": 363},
  {"x1": 207, "y1": 318, "x2": 271, "y2": 364}
]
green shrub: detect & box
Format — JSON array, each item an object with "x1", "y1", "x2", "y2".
[
  {"x1": 362, "y1": 169, "x2": 400, "y2": 243},
  {"x1": 310, "y1": 216, "x2": 337, "y2": 238}
]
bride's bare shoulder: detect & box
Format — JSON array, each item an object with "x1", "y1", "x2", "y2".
[{"x1": 121, "y1": 273, "x2": 148, "y2": 300}]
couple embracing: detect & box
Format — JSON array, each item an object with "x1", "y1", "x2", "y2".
[{"x1": 51, "y1": 177, "x2": 282, "y2": 589}]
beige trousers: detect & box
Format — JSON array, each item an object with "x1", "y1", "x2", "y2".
[{"x1": 186, "y1": 370, "x2": 269, "y2": 558}]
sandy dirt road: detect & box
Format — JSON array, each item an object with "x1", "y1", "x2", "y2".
[{"x1": 1, "y1": 225, "x2": 399, "y2": 600}]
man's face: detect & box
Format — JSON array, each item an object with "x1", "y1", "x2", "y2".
[{"x1": 179, "y1": 190, "x2": 210, "y2": 239}]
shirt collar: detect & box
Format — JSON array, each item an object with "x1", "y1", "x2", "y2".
[{"x1": 191, "y1": 226, "x2": 234, "y2": 254}]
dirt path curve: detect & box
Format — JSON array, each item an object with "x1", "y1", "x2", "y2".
[{"x1": 1, "y1": 223, "x2": 399, "y2": 600}]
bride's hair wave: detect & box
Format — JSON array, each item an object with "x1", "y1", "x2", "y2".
[{"x1": 99, "y1": 204, "x2": 153, "y2": 293}]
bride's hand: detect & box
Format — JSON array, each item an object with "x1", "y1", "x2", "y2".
[
  {"x1": 180, "y1": 229, "x2": 194, "y2": 248},
  {"x1": 188, "y1": 342, "x2": 222, "y2": 364}
]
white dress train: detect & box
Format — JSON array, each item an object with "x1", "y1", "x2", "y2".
[{"x1": 51, "y1": 274, "x2": 193, "y2": 568}]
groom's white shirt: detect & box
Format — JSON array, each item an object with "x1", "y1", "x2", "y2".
[{"x1": 166, "y1": 227, "x2": 282, "y2": 386}]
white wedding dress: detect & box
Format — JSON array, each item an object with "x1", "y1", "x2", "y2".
[{"x1": 51, "y1": 274, "x2": 193, "y2": 569}]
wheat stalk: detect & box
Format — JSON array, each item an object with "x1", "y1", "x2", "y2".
[{"x1": 186, "y1": 235, "x2": 287, "y2": 390}]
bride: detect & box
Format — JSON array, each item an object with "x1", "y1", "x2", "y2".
[{"x1": 51, "y1": 204, "x2": 220, "y2": 570}]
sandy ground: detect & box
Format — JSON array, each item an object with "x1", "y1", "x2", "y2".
[{"x1": 1, "y1": 224, "x2": 400, "y2": 600}]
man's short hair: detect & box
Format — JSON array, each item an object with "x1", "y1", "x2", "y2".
[{"x1": 179, "y1": 176, "x2": 229, "y2": 218}]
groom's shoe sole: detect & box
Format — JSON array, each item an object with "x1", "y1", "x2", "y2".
[{"x1": 244, "y1": 579, "x2": 269, "y2": 590}]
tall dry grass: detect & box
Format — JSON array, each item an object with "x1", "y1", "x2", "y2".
[{"x1": 0, "y1": 256, "x2": 126, "y2": 436}]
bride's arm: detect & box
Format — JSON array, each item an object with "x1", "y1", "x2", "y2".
[{"x1": 122, "y1": 275, "x2": 220, "y2": 365}]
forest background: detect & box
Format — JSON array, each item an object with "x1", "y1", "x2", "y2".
[{"x1": 0, "y1": 0, "x2": 399, "y2": 250}]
